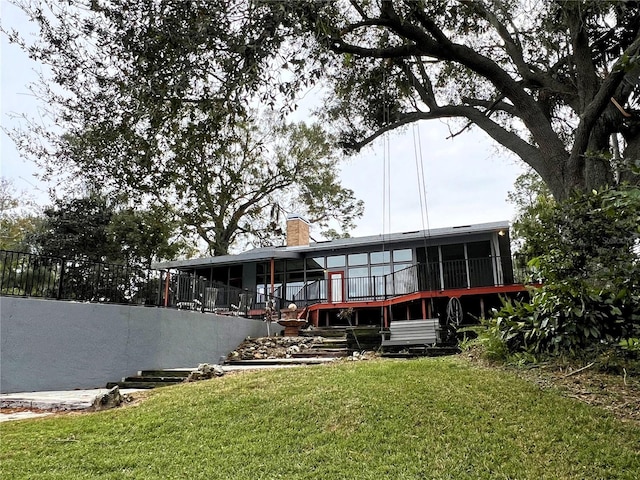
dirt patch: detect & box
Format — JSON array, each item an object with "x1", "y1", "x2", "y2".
[{"x1": 462, "y1": 349, "x2": 640, "y2": 425}]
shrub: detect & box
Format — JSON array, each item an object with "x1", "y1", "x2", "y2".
[{"x1": 491, "y1": 184, "x2": 640, "y2": 358}]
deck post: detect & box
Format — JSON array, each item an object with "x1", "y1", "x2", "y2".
[
  {"x1": 421, "y1": 298, "x2": 427, "y2": 319},
  {"x1": 163, "y1": 271, "x2": 170, "y2": 307},
  {"x1": 270, "y1": 257, "x2": 275, "y2": 297}
]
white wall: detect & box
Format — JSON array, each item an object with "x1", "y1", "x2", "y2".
[{"x1": 0, "y1": 297, "x2": 279, "y2": 393}]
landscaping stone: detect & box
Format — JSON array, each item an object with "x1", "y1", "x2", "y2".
[
  {"x1": 91, "y1": 386, "x2": 123, "y2": 411},
  {"x1": 185, "y1": 363, "x2": 225, "y2": 382},
  {"x1": 227, "y1": 336, "x2": 327, "y2": 361}
]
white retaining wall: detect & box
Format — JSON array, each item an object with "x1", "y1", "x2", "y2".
[{"x1": 0, "y1": 297, "x2": 279, "y2": 393}]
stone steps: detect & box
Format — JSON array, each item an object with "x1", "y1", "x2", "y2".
[
  {"x1": 106, "y1": 375, "x2": 187, "y2": 390},
  {"x1": 105, "y1": 330, "x2": 365, "y2": 390}
]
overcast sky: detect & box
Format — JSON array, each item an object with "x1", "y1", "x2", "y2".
[{"x1": 1, "y1": 1, "x2": 526, "y2": 240}]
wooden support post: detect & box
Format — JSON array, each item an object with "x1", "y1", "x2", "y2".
[
  {"x1": 164, "y1": 271, "x2": 170, "y2": 307},
  {"x1": 480, "y1": 297, "x2": 485, "y2": 319},
  {"x1": 270, "y1": 258, "x2": 275, "y2": 296},
  {"x1": 421, "y1": 298, "x2": 427, "y2": 319}
]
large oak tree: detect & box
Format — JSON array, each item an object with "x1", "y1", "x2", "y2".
[
  {"x1": 6, "y1": 0, "x2": 639, "y2": 210},
  {"x1": 299, "y1": 0, "x2": 640, "y2": 199}
]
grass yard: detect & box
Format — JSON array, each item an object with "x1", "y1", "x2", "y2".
[{"x1": 1, "y1": 357, "x2": 638, "y2": 479}]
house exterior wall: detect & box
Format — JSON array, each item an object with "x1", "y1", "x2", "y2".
[{"x1": 0, "y1": 297, "x2": 280, "y2": 393}]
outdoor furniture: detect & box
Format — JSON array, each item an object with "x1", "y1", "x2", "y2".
[{"x1": 380, "y1": 319, "x2": 441, "y2": 350}]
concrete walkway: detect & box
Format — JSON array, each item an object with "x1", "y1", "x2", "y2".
[{"x1": 0, "y1": 388, "x2": 145, "y2": 422}]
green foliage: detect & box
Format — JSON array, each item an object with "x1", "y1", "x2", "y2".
[
  {"x1": 492, "y1": 184, "x2": 640, "y2": 357},
  {"x1": 507, "y1": 170, "x2": 555, "y2": 260},
  {"x1": 459, "y1": 321, "x2": 510, "y2": 362},
  {"x1": 31, "y1": 193, "x2": 118, "y2": 262},
  {"x1": 619, "y1": 337, "x2": 640, "y2": 353},
  {"x1": 0, "y1": 177, "x2": 41, "y2": 251},
  {"x1": 106, "y1": 206, "x2": 195, "y2": 268},
  {"x1": 30, "y1": 192, "x2": 189, "y2": 268},
  {"x1": 8, "y1": 1, "x2": 639, "y2": 234},
  {"x1": 6, "y1": 2, "x2": 363, "y2": 255}
]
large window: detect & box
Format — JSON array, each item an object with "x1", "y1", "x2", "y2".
[
  {"x1": 326, "y1": 255, "x2": 346, "y2": 269},
  {"x1": 348, "y1": 253, "x2": 368, "y2": 266},
  {"x1": 370, "y1": 251, "x2": 391, "y2": 264},
  {"x1": 393, "y1": 249, "x2": 412, "y2": 262}
]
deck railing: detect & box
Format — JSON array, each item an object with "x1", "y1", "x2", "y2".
[
  {"x1": 278, "y1": 256, "x2": 527, "y2": 306},
  {"x1": 0, "y1": 250, "x2": 165, "y2": 305},
  {"x1": 0, "y1": 250, "x2": 286, "y2": 315},
  {"x1": 1, "y1": 250, "x2": 529, "y2": 312}
]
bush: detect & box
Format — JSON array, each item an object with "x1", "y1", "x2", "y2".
[{"x1": 490, "y1": 184, "x2": 640, "y2": 358}]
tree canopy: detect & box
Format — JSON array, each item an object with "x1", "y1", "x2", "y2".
[
  {"x1": 0, "y1": 177, "x2": 40, "y2": 251},
  {"x1": 304, "y1": 0, "x2": 640, "y2": 199},
  {"x1": 6, "y1": 0, "x2": 639, "y2": 218},
  {"x1": 31, "y1": 192, "x2": 191, "y2": 267},
  {"x1": 6, "y1": 0, "x2": 362, "y2": 255}
]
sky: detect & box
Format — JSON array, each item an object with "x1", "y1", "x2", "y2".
[{"x1": 1, "y1": 1, "x2": 527, "y2": 241}]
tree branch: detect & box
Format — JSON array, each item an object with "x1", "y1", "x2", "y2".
[
  {"x1": 329, "y1": 37, "x2": 420, "y2": 59},
  {"x1": 460, "y1": 0, "x2": 533, "y2": 83},
  {"x1": 460, "y1": 96, "x2": 518, "y2": 117},
  {"x1": 344, "y1": 103, "x2": 545, "y2": 175},
  {"x1": 396, "y1": 58, "x2": 437, "y2": 109},
  {"x1": 571, "y1": 32, "x2": 640, "y2": 165}
]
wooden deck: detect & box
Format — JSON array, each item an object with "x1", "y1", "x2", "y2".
[{"x1": 302, "y1": 283, "x2": 530, "y2": 327}]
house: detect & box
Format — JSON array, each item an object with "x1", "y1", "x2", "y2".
[{"x1": 155, "y1": 216, "x2": 528, "y2": 329}]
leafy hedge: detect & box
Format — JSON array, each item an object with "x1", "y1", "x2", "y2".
[{"x1": 490, "y1": 185, "x2": 640, "y2": 357}]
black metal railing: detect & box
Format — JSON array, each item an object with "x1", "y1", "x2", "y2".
[
  {"x1": 0, "y1": 250, "x2": 166, "y2": 306},
  {"x1": 2, "y1": 250, "x2": 529, "y2": 311},
  {"x1": 275, "y1": 256, "x2": 527, "y2": 307},
  {"x1": 167, "y1": 274, "x2": 280, "y2": 314}
]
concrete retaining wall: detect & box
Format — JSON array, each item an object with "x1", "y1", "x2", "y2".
[{"x1": 0, "y1": 297, "x2": 279, "y2": 393}]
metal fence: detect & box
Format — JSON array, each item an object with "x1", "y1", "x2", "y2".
[
  {"x1": 0, "y1": 250, "x2": 287, "y2": 316},
  {"x1": 0, "y1": 250, "x2": 165, "y2": 306},
  {"x1": 2, "y1": 250, "x2": 529, "y2": 311}
]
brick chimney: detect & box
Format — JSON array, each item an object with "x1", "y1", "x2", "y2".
[{"x1": 286, "y1": 214, "x2": 310, "y2": 247}]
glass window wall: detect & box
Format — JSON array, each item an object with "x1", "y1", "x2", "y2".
[
  {"x1": 326, "y1": 255, "x2": 346, "y2": 268},
  {"x1": 348, "y1": 253, "x2": 368, "y2": 266}
]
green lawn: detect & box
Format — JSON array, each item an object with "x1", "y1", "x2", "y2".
[{"x1": 1, "y1": 357, "x2": 638, "y2": 479}]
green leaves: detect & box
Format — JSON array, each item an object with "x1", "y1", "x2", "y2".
[
  {"x1": 491, "y1": 185, "x2": 640, "y2": 357},
  {"x1": 30, "y1": 193, "x2": 189, "y2": 268}
]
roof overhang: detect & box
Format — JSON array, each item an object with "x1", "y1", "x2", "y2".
[
  {"x1": 153, "y1": 248, "x2": 302, "y2": 270},
  {"x1": 153, "y1": 220, "x2": 510, "y2": 270}
]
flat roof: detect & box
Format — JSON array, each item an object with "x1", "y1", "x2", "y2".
[{"x1": 153, "y1": 220, "x2": 509, "y2": 270}]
